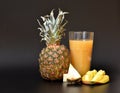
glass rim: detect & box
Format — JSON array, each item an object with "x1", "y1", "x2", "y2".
[
  {"x1": 69, "y1": 31, "x2": 94, "y2": 33},
  {"x1": 69, "y1": 31, "x2": 94, "y2": 40}
]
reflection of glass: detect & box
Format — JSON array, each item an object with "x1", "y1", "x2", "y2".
[{"x1": 69, "y1": 31, "x2": 94, "y2": 76}]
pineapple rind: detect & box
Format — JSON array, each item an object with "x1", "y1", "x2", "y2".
[{"x1": 39, "y1": 45, "x2": 70, "y2": 80}]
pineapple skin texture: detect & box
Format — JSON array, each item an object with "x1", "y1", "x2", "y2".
[{"x1": 39, "y1": 45, "x2": 70, "y2": 80}]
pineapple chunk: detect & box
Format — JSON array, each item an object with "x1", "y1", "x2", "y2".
[
  {"x1": 63, "y1": 74, "x2": 69, "y2": 82},
  {"x1": 91, "y1": 70, "x2": 105, "y2": 82},
  {"x1": 92, "y1": 69, "x2": 97, "y2": 76},
  {"x1": 98, "y1": 75, "x2": 110, "y2": 83},
  {"x1": 84, "y1": 69, "x2": 97, "y2": 81},
  {"x1": 63, "y1": 64, "x2": 81, "y2": 82}
]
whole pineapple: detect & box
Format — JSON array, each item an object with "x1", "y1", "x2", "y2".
[{"x1": 37, "y1": 9, "x2": 70, "y2": 80}]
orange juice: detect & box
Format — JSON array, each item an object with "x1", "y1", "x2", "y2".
[{"x1": 69, "y1": 40, "x2": 93, "y2": 76}]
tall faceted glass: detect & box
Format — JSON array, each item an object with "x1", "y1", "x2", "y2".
[{"x1": 69, "y1": 31, "x2": 94, "y2": 76}]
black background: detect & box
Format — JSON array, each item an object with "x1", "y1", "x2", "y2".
[{"x1": 0, "y1": 0, "x2": 120, "y2": 93}]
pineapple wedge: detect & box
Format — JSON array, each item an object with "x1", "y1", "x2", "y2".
[{"x1": 63, "y1": 64, "x2": 81, "y2": 82}]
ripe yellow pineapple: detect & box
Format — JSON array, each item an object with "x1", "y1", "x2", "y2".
[{"x1": 37, "y1": 9, "x2": 70, "y2": 80}]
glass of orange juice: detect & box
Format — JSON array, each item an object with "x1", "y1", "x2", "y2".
[{"x1": 69, "y1": 31, "x2": 94, "y2": 76}]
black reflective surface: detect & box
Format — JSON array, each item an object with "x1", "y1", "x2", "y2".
[{"x1": 0, "y1": 64, "x2": 120, "y2": 93}]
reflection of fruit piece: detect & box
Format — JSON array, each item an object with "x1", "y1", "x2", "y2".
[
  {"x1": 98, "y1": 75, "x2": 110, "y2": 83},
  {"x1": 63, "y1": 64, "x2": 81, "y2": 82},
  {"x1": 91, "y1": 70, "x2": 105, "y2": 82}
]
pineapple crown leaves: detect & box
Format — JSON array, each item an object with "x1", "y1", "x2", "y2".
[{"x1": 37, "y1": 9, "x2": 69, "y2": 44}]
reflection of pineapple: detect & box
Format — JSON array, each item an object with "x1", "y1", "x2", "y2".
[{"x1": 37, "y1": 9, "x2": 70, "y2": 80}]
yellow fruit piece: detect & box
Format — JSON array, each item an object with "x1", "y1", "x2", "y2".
[
  {"x1": 82, "y1": 75, "x2": 85, "y2": 81},
  {"x1": 98, "y1": 75, "x2": 110, "y2": 83},
  {"x1": 83, "y1": 74, "x2": 91, "y2": 81},
  {"x1": 91, "y1": 70, "x2": 105, "y2": 82},
  {"x1": 92, "y1": 69, "x2": 97, "y2": 76},
  {"x1": 84, "y1": 69, "x2": 97, "y2": 81}
]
